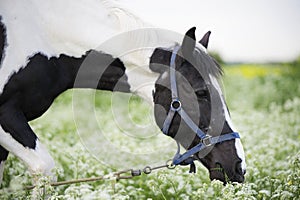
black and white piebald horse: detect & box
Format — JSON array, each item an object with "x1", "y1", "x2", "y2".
[{"x1": 0, "y1": 0, "x2": 246, "y2": 185}]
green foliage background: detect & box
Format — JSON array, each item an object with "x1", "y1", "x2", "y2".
[{"x1": 0, "y1": 62, "x2": 299, "y2": 199}]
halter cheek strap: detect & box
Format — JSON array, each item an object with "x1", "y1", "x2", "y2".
[{"x1": 162, "y1": 46, "x2": 240, "y2": 173}]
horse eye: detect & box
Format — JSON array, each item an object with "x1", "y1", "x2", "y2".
[{"x1": 196, "y1": 90, "x2": 207, "y2": 97}]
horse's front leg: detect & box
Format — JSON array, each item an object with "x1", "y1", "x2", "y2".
[
  {"x1": 0, "y1": 106, "x2": 56, "y2": 184},
  {"x1": 0, "y1": 145, "x2": 9, "y2": 185}
]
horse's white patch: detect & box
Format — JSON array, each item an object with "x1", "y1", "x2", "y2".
[
  {"x1": 34, "y1": 140, "x2": 56, "y2": 178},
  {"x1": 124, "y1": 66, "x2": 159, "y2": 104},
  {"x1": 235, "y1": 138, "x2": 246, "y2": 172},
  {"x1": 161, "y1": 71, "x2": 168, "y2": 80},
  {"x1": 0, "y1": 161, "x2": 5, "y2": 184},
  {"x1": 0, "y1": 0, "x2": 186, "y2": 99},
  {"x1": 0, "y1": 0, "x2": 151, "y2": 94},
  {"x1": 209, "y1": 74, "x2": 237, "y2": 131},
  {"x1": 0, "y1": 126, "x2": 55, "y2": 178},
  {"x1": 209, "y1": 74, "x2": 246, "y2": 172}
]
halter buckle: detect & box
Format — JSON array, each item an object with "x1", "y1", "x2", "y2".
[
  {"x1": 171, "y1": 99, "x2": 181, "y2": 111},
  {"x1": 202, "y1": 136, "x2": 212, "y2": 147}
]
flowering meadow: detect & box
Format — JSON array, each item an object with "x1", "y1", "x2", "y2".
[{"x1": 0, "y1": 63, "x2": 299, "y2": 199}]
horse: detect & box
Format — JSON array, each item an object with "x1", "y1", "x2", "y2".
[{"x1": 0, "y1": 0, "x2": 246, "y2": 185}]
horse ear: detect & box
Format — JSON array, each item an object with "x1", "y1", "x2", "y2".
[
  {"x1": 181, "y1": 27, "x2": 196, "y2": 58},
  {"x1": 199, "y1": 31, "x2": 211, "y2": 49}
]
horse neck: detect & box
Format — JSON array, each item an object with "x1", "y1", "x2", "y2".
[
  {"x1": 0, "y1": 0, "x2": 179, "y2": 103},
  {"x1": 41, "y1": 1, "x2": 179, "y2": 104},
  {"x1": 53, "y1": 51, "x2": 129, "y2": 94},
  {"x1": 64, "y1": 45, "x2": 166, "y2": 105}
]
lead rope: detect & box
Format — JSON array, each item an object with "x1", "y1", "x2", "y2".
[
  {"x1": 25, "y1": 160, "x2": 176, "y2": 190},
  {"x1": 173, "y1": 141, "x2": 197, "y2": 173}
]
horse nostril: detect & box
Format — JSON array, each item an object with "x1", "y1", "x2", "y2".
[{"x1": 243, "y1": 169, "x2": 246, "y2": 175}]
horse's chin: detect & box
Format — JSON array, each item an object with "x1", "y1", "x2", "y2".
[
  {"x1": 209, "y1": 170, "x2": 227, "y2": 184},
  {"x1": 209, "y1": 164, "x2": 245, "y2": 184}
]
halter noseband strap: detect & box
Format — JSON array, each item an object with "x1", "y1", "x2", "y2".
[{"x1": 162, "y1": 46, "x2": 240, "y2": 173}]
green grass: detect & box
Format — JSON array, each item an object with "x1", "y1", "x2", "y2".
[{"x1": 0, "y1": 64, "x2": 299, "y2": 199}]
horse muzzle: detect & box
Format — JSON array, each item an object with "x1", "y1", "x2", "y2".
[{"x1": 209, "y1": 161, "x2": 245, "y2": 183}]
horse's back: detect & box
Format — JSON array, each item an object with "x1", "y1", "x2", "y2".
[{"x1": 0, "y1": 0, "x2": 121, "y2": 95}]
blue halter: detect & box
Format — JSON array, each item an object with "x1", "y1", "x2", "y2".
[{"x1": 162, "y1": 46, "x2": 240, "y2": 173}]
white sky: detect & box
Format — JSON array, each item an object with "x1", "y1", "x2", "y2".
[{"x1": 119, "y1": 0, "x2": 300, "y2": 63}]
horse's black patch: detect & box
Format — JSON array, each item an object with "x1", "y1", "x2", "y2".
[
  {"x1": 0, "y1": 145, "x2": 8, "y2": 162},
  {"x1": 73, "y1": 50, "x2": 131, "y2": 92},
  {"x1": 0, "y1": 50, "x2": 130, "y2": 149},
  {"x1": 0, "y1": 16, "x2": 7, "y2": 65}
]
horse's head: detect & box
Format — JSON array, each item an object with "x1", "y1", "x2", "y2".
[{"x1": 150, "y1": 27, "x2": 246, "y2": 183}]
